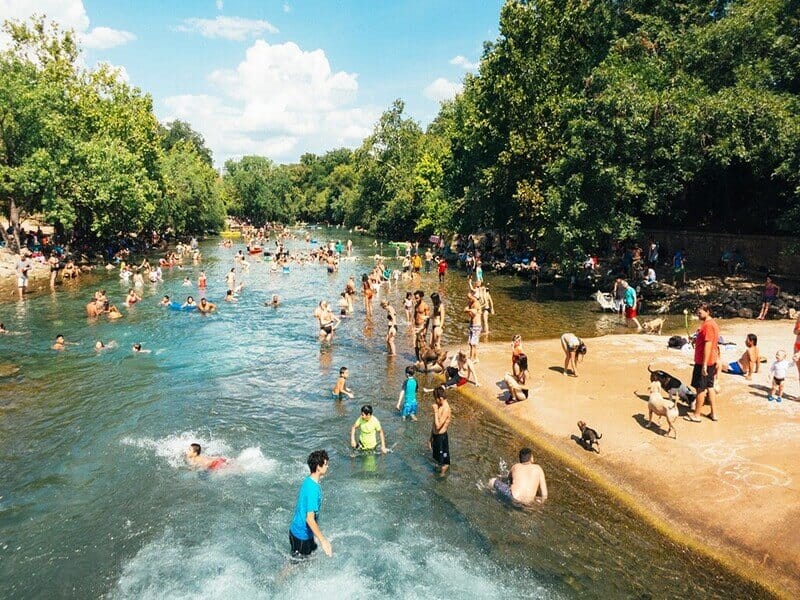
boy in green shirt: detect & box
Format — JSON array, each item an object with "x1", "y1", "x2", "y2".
[{"x1": 350, "y1": 404, "x2": 387, "y2": 454}]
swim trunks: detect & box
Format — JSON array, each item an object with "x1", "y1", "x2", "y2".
[
  {"x1": 691, "y1": 363, "x2": 717, "y2": 392},
  {"x1": 795, "y1": 341, "x2": 800, "y2": 354},
  {"x1": 401, "y1": 401, "x2": 417, "y2": 418},
  {"x1": 289, "y1": 530, "x2": 317, "y2": 557},
  {"x1": 208, "y1": 457, "x2": 227, "y2": 470},
  {"x1": 431, "y1": 432, "x2": 450, "y2": 465},
  {"x1": 625, "y1": 306, "x2": 638, "y2": 319},
  {"x1": 321, "y1": 324, "x2": 333, "y2": 335},
  {"x1": 493, "y1": 478, "x2": 513, "y2": 501},
  {"x1": 726, "y1": 361, "x2": 744, "y2": 376},
  {"x1": 468, "y1": 324, "x2": 482, "y2": 346}
]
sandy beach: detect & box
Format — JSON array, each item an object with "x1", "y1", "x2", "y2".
[{"x1": 458, "y1": 319, "x2": 800, "y2": 599}]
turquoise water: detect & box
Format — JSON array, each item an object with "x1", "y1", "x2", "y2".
[{"x1": 0, "y1": 232, "x2": 769, "y2": 599}]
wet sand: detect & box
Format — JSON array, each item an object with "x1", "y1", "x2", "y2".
[{"x1": 457, "y1": 320, "x2": 800, "y2": 598}]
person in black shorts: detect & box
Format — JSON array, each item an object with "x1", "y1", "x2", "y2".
[{"x1": 430, "y1": 387, "x2": 452, "y2": 475}]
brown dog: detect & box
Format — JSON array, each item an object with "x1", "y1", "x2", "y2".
[
  {"x1": 641, "y1": 317, "x2": 665, "y2": 335},
  {"x1": 577, "y1": 420, "x2": 602, "y2": 453}
]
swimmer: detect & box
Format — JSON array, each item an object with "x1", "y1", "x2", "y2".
[
  {"x1": 52, "y1": 334, "x2": 66, "y2": 351},
  {"x1": 131, "y1": 343, "x2": 150, "y2": 353},
  {"x1": 333, "y1": 367, "x2": 354, "y2": 400},
  {"x1": 225, "y1": 290, "x2": 238, "y2": 303},
  {"x1": 350, "y1": 404, "x2": 387, "y2": 454},
  {"x1": 185, "y1": 443, "x2": 228, "y2": 470},
  {"x1": 182, "y1": 296, "x2": 197, "y2": 308},
  {"x1": 94, "y1": 340, "x2": 105, "y2": 351},
  {"x1": 107, "y1": 305, "x2": 124, "y2": 320},
  {"x1": 489, "y1": 448, "x2": 548, "y2": 504},
  {"x1": 182, "y1": 277, "x2": 192, "y2": 286},
  {"x1": 124, "y1": 289, "x2": 141, "y2": 307},
  {"x1": 270, "y1": 294, "x2": 279, "y2": 307},
  {"x1": 159, "y1": 295, "x2": 171, "y2": 307},
  {"x1": 0, "y1": 323, "x2": 7, "y2": 334},
  {"x1": 197, "y1": 297, "x2": 216, "y2": 313}
]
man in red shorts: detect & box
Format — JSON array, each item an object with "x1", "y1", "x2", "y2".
[{"x1": 686, "y1": 303, "x2": 720, "y2": 422}]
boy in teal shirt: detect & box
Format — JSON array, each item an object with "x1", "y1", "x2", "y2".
[{"x1": 396, "y1": 365, "x2": 418, "y2": 420}]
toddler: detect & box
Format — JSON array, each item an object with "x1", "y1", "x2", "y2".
[{"x1": 768, "y1": 350, "x2": 791, "y2": 402}]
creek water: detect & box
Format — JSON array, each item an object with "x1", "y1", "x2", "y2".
[{"x1": 0, "y1": 231, "x2": 768, "y2": 599}]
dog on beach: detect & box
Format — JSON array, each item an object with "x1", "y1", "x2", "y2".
[
  {"x1": 577, "y1": 421, "x2": 602, "y2": 453},
  {"x1": 640, "y1": 318, "x2": 665, "y2": 335},
  {"x1": 415, "y1": 332, "x2": 448, "y2": 373},
  {"x1": 646, "y1": 380, "x2": 679, "y2": 438},
  {"x1": 647, "y1": 363, "x2": 696, "y2": 409}
]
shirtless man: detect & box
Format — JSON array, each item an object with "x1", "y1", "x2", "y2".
[
  {"x1": 225, "y1": 268, "x2": 236, "y2": 292},
  {"x1": 314, "y1": 301, "x2": 339, "y2": 342},
  {"x1": 489, "y1": 448, "x2": 548, "y2": 504},
  {"x1": 721, "y1": 333, "x2": 760, "y2": 380},
  {"x1": 197, "y1": 298, "x2": 216, "y2": 313},
  {"x1": 413, "y1": 290, "x2": 430, "y2": 337},
  {"x1": 430, "y1": 387, "x2": 452, "y2": 476},
  {"x1": 86, "y1": 299, "x2": 103, "y2": 317},
  {"x1": 464, "y1": 289, "x2": 482, "y2": 361},
  {"x1": 185, "y1": 443, "x2": 228, "y2": 470}
]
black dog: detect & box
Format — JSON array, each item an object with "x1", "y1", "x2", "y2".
[
  {"x1": 647, "y1": 363, "x2": 696, "y2": 408},
  {"x1": 577, "y1": 420, "x2": 602, "y2": 453}
]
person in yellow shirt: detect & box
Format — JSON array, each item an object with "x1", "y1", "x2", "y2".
[{"x1": 350, "y1": 405, "x2": 387, "y2": 454}]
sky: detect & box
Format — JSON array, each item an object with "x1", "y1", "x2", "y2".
[{"x1": 0, "y1": 0, "x2": 504, "y2": 166}]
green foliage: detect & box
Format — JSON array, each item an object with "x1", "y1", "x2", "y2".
[{"x1": 0, "y1": 17, "x2": 223, "y2": 250}]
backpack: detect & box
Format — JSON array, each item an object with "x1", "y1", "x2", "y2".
[{"x1": 668, "y1": 335, "x2": 687, "y2": 349}]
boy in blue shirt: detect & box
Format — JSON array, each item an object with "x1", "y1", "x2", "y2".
[
  {"x1": 289, "y1": 450, "x2": 332, "y2": 558},
  {"x1": 397, "y1": 365, "x2": 418, "y2": 420}
]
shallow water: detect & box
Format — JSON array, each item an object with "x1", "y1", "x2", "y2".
[{"x1": 0, "y1": 232, "x2": 769, "y2": 599}]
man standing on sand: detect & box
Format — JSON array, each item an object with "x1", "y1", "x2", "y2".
[
  {"x1": 686, "y1": 303, "x2": 720, "y2": 422},
  {"x1": 289, "y1": 450, "x2": 332, "y2": 559},
  {"x1": 430, "y1": 387, "x2": 452, "y2": 475},
  {"x1": 465, "y1": 289, "x2": 482, "y2": 361},
  {"x1": 489, "y1": 447, "x2": 548, "y2": 504}
]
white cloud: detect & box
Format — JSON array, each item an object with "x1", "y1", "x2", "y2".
[
  {"x1": 177, "y1": 16, "x2": 278, "y2": 41},
  {"x1": 215, "y1": 0, "x2": 223, "y2": 10},
  {"x1": 0, "y1": 0, "x2": 135, "y2": 50},
  {"x1": 449, "y1": 55, "x2": 477, "y2": 70},
  {"x1": 81, "y1": 26, "x2": 135, "y2": 49},
  {"x1": 162, "y1": 40, "x2": 378, "y2": 165},
  {"x1": 423, "y1": 78, "x2": 462, "y2": 102}
]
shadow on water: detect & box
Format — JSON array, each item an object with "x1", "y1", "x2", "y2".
[{"x1": 0, "y1": 230, "x2": 774, "y2": 599}]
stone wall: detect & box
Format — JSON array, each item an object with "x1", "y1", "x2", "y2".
[{"x1": 645, "y1": 229, "x2": 800, "y2": 276}]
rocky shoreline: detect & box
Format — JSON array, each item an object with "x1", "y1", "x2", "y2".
[{"x1": 488, "y1": 257, "x2": 798, "y2": 320}]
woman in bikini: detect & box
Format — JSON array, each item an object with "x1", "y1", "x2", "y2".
[
  {"x1": 381, "y1": 300, "x2": 397, "y2": 356},
  {"x1": 430, "y1": 292, "x2": 445, "y2": 350},
  {"x1": 362, "y1": 274, "x2": 374, "y2": 317}
]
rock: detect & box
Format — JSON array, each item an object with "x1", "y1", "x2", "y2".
[{"x1": 738, "y1": 308, "x2": 754, "y2": 319}]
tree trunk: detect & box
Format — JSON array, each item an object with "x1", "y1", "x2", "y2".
[{"x1": 9, "y1": 197, "x2": 21, "y2": 253}]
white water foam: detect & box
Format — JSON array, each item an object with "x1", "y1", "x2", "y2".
[
  {"x1": 112, "y1": 530, "x2": 268, "y2": 599},
  {"x1": 121, "y1": 432, "x2": 276, "y2": 474}
]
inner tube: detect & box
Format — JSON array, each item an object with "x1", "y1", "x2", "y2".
[{"x1": 169, "y1": 301, "x2": 197, "y2": 311}]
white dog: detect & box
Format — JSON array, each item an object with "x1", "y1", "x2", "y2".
[{"x1": 646, "y1": 380, "x2": 679, "y2": 438}]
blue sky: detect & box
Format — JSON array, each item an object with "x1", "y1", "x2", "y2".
[{"x1": 2, "y1": 0, "x2": 504, "y2": 165}]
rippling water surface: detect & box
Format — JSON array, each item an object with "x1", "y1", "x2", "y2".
[{"x1": 0, "y1": 231, "x2": 768, "y2": 599}]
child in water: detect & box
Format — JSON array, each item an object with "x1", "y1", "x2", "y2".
[
  {"x1": 396, "y1": 365, "x2": 418, "y2": 420},
  {"x1": 332, "y1": 367, "x2": 354, "y2": 400}
]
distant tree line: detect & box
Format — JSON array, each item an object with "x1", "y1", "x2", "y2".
[
  {"x1": 223, "y1": 0, "x2": 800, "y2": 265},
  {"x1": 0, "y1": 18, "x2": 224, "y2": 253}
]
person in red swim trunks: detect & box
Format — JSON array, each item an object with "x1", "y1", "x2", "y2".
[{"x1": 185, "y1": 443, "x2": 228, "y2": 470}]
